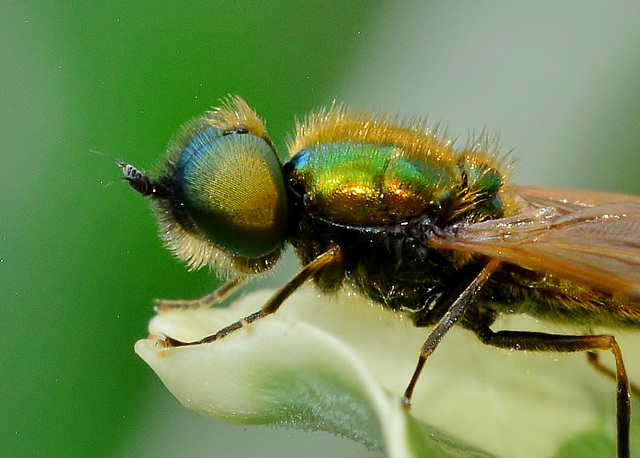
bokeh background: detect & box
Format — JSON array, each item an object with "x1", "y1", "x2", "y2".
[{"x1": 2, "y1": 2, "x2": 640, "y2": 457}]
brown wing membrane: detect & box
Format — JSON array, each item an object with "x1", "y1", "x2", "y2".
[
  {"x1": 430, "y1": 187, "x2": 640, "y2": 301},
  {"x1": 515, "y1": 185, "x2": 640, "y2": 210}
]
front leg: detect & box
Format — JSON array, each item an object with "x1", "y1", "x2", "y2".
[
  {"x1": 154, "y1": 276, "x2": 248, "y2": 312},
  {"x1": 162, "y1": 245, "x2": 343, "y2": 347}
]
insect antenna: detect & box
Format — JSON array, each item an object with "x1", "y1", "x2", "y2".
[{"x1": 116, "y1": 160, "x2": 171, "y2": 198}]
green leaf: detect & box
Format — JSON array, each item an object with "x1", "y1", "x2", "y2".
[{"x1": 135, "y1": 288, "x2": 640, "y2": 457}]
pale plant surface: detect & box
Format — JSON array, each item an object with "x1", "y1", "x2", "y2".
[{"x1": 136, "y1": 288, "x2": 640, "y2": 457}]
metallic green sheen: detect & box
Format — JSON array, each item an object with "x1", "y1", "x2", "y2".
[
  {"x1": 458, "y1": 160, "x2": 504, "y2": 219},
  {"x1": 285, "y1": 142, "x2": 457, "y2": 226}
]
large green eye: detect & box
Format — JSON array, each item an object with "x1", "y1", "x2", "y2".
[{"x1": 176, "y1": 126, "x2": 288, "y2": 259}]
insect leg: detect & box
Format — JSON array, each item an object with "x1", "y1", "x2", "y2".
[
  {"x1": 587, "y1": 351, "x2": 640, "y2": 398},
  {"x1": 161, "y1": 244, "x2": 343, "y2": 347},
  {"x1": 472, "y1": 328, "x2": 631, "y2": 458},
  {"x1": 403, "y1": 259, "x2": 500, "y2": 405},
  {"x1": 154, "y1": 276, "x2": 248, "y2": 312}
]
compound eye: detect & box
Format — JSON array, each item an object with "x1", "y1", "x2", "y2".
[{"x1": 179, "y1": 127, "x2": 288, "y2": 258}]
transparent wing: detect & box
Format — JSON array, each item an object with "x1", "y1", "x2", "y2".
[
  {"x1": 430, "y1": 187, "x2": 640, "y2": 301},
  {"x1": 515, "y1": 185, "x2": 640, "y2": 210}
]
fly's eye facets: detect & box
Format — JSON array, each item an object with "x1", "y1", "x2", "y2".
[{"x1": 178, "y1": 127, "x2": 288, "y2": 259}]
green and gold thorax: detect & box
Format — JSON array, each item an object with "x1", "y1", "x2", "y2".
[{"x1": 286, "y1": 103, "x2": 507, "y2": 227}]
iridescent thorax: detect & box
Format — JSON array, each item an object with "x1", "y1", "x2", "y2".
[{"x1": 284, "y1": 106, "x2": 504, "y2": 227}]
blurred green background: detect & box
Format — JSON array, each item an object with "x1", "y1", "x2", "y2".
[{"x1": 1, "y1": 2, "x2": 639, "y2": 457}]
